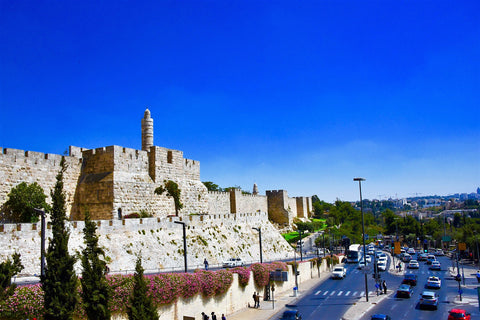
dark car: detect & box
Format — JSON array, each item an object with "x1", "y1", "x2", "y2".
[
  {"x1": 448, "y1": 308, "x2": 471, "y2": 320},
  {"x1": 402, "y1": 273, "x2": 418, "y2": 286},
  {"x1": 418, "y1": 290, "x2": 439, "y2": 310},
  {"x1": 396, "y1": 284, "x2": 413, "y2": 298},
  {"x1": 417, "y1": 253, "x2": 428, "y2": 261},
  {"x1": 371, "y1": 315, "x2": 392, "y2": 320},
  {"x1": 280, "y1": 310, "x2": 302, "y2": 320}
]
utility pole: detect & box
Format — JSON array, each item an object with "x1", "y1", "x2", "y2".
[{"x1": 34, "y1": 208, "x2": 46, "y2": 277}]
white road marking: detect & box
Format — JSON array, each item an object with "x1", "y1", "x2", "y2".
[
  {"x1": 345, "y1": 291, "x2": 351, "y2": 296},
  {"x1": 338, "y1": 291, "x2": 343, "y2": 296},
  {"x1": 353, "y1": 291, "x2": 358, "y2": 296},
  {"x1": 315, "y1": 290, "x2": 321, "y2": 295},
  {"x1": 323, "y1": 291, "x2": 328, "y2": 296},
  {"x1": 330, "y1": 291, "x2": 336, "y2": 296}
]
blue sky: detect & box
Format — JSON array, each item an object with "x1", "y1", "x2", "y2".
[{"x1": 1, "y1": 1, "x2": 479, "y2": 202}]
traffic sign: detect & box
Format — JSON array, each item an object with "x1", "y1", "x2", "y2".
[
  {"x1": 394, "y1": 241, "x2": 401, "y2": 254},
  {"x1": 459, "y1": 243, "x2": 467, "y2": 251},
  {"x1": 442, "y1": 236, "x2": 451, "y2": 242}
]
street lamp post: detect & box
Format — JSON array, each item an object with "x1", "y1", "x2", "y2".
[
  {"x1": 34, "y1": 208, "x2": 46, "y2": 277},
  {"x1": 474, "y1": 231, "x2": 480, "y2": 267},
  {"x1": 299, "y1": 230, "x2": 304, "y2": 262},
  {"x1": 252, "y1": 227, "x2": 263, "y2": 263},
  {"x1": 354, "y1": 177, "x2": 369, "y2": 302},
  {"x1": 174, "y1": 221, "x2": 187, "y2": 273}
]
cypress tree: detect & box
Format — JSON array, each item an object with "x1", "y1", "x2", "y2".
[
  {"x1": 41, "y1": 157, "x2": 78, "y2": 320},
  {"x1": 81, "y1": 210, "x2": 111, "y2": 320},
  {"x1": 127, "y1": 256, "x2": 159, "y2": 320}
]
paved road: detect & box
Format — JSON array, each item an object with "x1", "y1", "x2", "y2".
[
  {"x1": 286, "y1": 252, "x2": 394, "y2": 320},
  {"x1": 360, "y1": 254, "x2": 479, "y2": 320}
]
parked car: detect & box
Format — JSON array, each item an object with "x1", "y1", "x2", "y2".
[
  {"x1": 408, "y1": 260, "x2": 419, "y2": 269},
  {"x1": 418, "y1": 253, "x2": 428, "y2": 261},
  {"x1": 396, "y1": 284, "x2": 413, "y2": 298},
  {"x1": 427, "y1": 255, "x2": 436, "y2": 264},
  {"x1": 430, "y1": 261, "x2": 441, "y2": 271},
  {"x1": 448, "y1": 309, "x2": 471, "y2": 320},
  {"x1": 331, "y1": 266, "x2": 347, "y2": 279},
  {"x1": 402, "y1": 274, "x2": 418, "y2": 286},
  {"x1": 222, "y1": 258, "x2": 244, "y2": 268},
  {"x1": 418, "y1": 290, "x2": 439, "y2": 310},
  {"x1": 425, "y1": 276, "x2": 441, "y2": 289},
  {"x1": 279, "y1": 310, "x2": 302, "y2": 320},
  {"x1": 371, "y1": 315, "x2": 392, "y2": 320}
]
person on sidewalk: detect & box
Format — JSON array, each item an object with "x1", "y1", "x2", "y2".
[
  {"x1": 201, "y1": 312, "x2": 209, "y2": 320},
  {"x1": 255, "y1": 292, "x2": 260, "y2": 308},
  {"x1": 382, "y1": 280, "x2": 387, "y2": 294},
  {"x1": 221, "y1": 314, "x2": 226, "y2": 320},
  {"x1": 204, "y1": 258, "x2": 209, "y2": 270},
  {"x1": 476, "y1": 270, "x2": 480, "y2": 283},
  {"x1": 211, "y1": 312, "x2": 217, "y2": 320}
]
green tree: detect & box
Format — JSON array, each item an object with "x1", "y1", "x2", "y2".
[
  {"x1": 0, "y1": 252, "x2": 24, "y2": 300},
  {"x1": 41, "y1": 157, "x2": 78, "y2": 320},
  {"x1": 127, "y1": 256, "x2": 159, "y2": 320},
  {"x1": 202, "y1": 181, "x2": 220, "y2": 192},
  {"x1": 155, "y1": 180, "x2": 183, "y2": 216},
  {"x1": 80, "y1": 210, "x2": 110, "y2": 320},
  {"x1": 2, "y1": 182, "x2": 50, "y2": 223}
]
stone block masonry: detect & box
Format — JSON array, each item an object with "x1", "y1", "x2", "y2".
[{"x1": 0, "y1": 212, "x2": 294, "y2": 276}]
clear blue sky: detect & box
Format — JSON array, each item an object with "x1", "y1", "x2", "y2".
[{"x1": 1, "y1": 1, "x2": 479, "y2": 203}]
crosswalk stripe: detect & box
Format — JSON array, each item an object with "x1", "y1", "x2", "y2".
[
  {"x1": 330, "y1": 291, "x2": 336, "y2": 296},
  {"x1": 338, "y1": 291, "x2": 343, "y2": 296},
  {"x1": 353, "y1": 291, "x2": 358, "y2": 296},
  {"x1": 360, "y1": 291, "x2": 365, "y2": 296},
  {"x1": 315, "y1": 290, "x2": 321, "y2": 295},
  {"x1": 345, "y1": 291, "x2": 351, "y2": 296},
  {"x1": 323, "y1": 291, "x2": 328, "y2": 296}
]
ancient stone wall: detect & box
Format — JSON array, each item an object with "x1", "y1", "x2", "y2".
[
  {"x1": 207, "y1": 191, "x2": 231, "y2": 214},
  {"x1": 266, "y1": 190, "x2": 290, "y2": 225},
  {"x1": 296, "y1": 197, "x2": 308, "y2": 218},
  {"x1": 0, "y1": 212, "x2": 293, "y2": 276},
  {"x1": 0, "y1": 147, "x2": 82, "y2": 217}
]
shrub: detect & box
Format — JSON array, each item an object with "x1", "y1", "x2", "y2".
[{"x1": 124, "y1": 213, "x2": 140, "y2": 219}]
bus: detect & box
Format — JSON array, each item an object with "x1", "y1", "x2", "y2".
[{"x1": 346, "y1": 244, "x2": 363, "y2": 263}]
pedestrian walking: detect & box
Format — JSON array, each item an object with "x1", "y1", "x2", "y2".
[
  {"x1": 201, "y1": 312, "x2": 209, "y2": 320},
  {"x1": 204, "y1": 258, "x2": 209, "y2": 270},
  {"x1": 476, "y1": 270, "x2": 480, "y2": 283},
  {"x1": 252, "y1": 292, "x2": 257, "y2": 307},
  {"x1": 221, "y1": 314, "x2": 226, "y2": 320},
  {"x1": 211, "y1": 312, "x2": 217, "y2": 320},
  {"x1": 382, "y1": 280, "x2": 387, "y2": 294}
]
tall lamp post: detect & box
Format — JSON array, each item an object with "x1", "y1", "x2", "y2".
[
  {"x1": 252, "y1": 227, "x2": 263, "y2": 263},
  {"x1": 34, "y1": 208, "x2": 46, "y2": 277},
  {"x1": 174, "y1": 221, "x2": 188, "y2": 273},
  {"x1": 354, "y1": 177, "x2": 369, "y2": 302}
]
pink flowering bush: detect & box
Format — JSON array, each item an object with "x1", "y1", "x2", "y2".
[
  {"x1": 231, "y1": 266, "x2": 250, "y2": 287},
  {"x1": 0, "y1": 262, "x2": 287, "y2": 319}
]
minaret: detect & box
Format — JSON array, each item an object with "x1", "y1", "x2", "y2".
[
  {"x1": 253, "y1": 183, "x2": 259, "y2": 195},
  {"x1": 141, "y1": 108, "x2": 154, "y2": 151}
]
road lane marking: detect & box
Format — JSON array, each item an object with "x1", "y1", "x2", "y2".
[
  {"x1": 353, "y1": 291, "x2": 358, "y2": 296},
  {"x1": 345, "y1": 291, "x2": 351, "y2": 296},
  {"x1": 330, "y1": 291, "x2": 336, "y2": 296},
  {"x1": 323, "y1": 291, "x2": 328, "y2": 296},
  {"x1": 360, "y1": 291, "x2": 365, "y2": 296},
  {"x1": 338, "y1": 291, "x2": 343, "y2": 296},
  {"x1": 315, "y1": 290, "x2": 321, "y2": 295}
]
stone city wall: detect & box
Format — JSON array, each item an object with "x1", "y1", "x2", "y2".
[
  {"x1": 0, "y1": 212, "x2": 295, "y2": 276},
  {"x1": 0, "y1": 147, "x2": 82, "y2": 217}
]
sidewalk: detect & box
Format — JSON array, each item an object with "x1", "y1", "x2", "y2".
[{"x1": 227, "y1": 261, "x2": 393, "y2": 320}]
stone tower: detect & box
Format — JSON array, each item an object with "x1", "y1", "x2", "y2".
[
  {"x1": 253, "y1": 183, "x2": 259, "y2": 195},
  {"x1": 141, "y1": 108, "x2": 154, "y2": 151}
]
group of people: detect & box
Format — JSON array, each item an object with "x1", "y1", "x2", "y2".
[
  {"x1": 201, "y1": 311, "x2": 226, "y2": 320},
  {"x1": 375, "y1": 280, "x2": 388, "y2": 295}
]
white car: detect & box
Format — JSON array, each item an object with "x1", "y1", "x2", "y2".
[
  {"x1": 222, "y1": 258, "x2": 244, "y2": 268},
  {"x1": 332, "y1": 266, "x2": 347, "y2": 279},
  {"x1": 426, "y1": 276, "x2": 442, "y2": 289},
  {"x1": 377, "y1": 261, "x2": 387, "y2": 271},
  {"x1": 408, "y1": 260, "x2": 419, "y2": 269},
  {"x1": 434, "y1": 249, "x2": 444, "y2": 256},
  {"x1": 407, "y1": 248, "x2": 415, "y2": 255}
]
